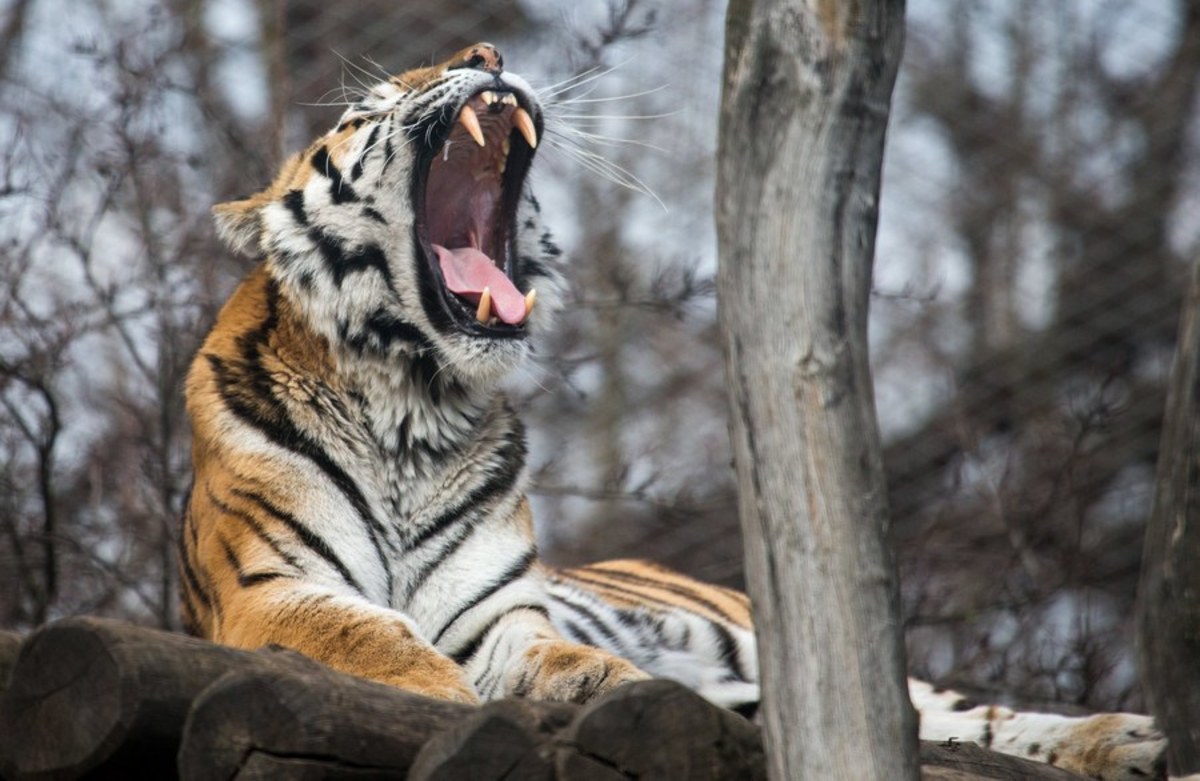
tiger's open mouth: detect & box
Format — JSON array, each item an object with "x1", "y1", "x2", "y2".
[{"x1": 415, "y1": 88, "x2": 540, "y2": 337}]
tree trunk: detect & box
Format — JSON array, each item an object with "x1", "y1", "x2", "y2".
[
  {"x1": 715, "y1": 1, "x2": 915, "y2": 780},
  {"x1": 1138, "y1": 255, "x2": 1200, "y2": 776},
  {"x1": 0, "y1": 630, "x2": 19, "y2": 694}
]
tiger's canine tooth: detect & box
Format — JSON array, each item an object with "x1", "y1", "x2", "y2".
[
  {"x1": 459, "y1": 104, "x2": 485, "y2": 147},
  {"x1": 476, "y1": 287, "x2": 492, "y2": 323},
  {"x1": 513, "y1": 108, "x2": 538, "y2": 149},
  {"x1": 523, "y1": 288, "x2": 537, "y2": 318}
]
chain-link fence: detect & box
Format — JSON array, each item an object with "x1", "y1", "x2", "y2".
[{"x1": 0, "y1": 0, "x2": 1193, "y2": 711}]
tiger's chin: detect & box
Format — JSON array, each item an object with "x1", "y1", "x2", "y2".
[{"x1": 429, "y1": 334, "x2": 534, "y2": 385}]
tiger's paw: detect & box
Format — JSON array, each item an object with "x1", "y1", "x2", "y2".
[
  {"x1": 1016, "y1": 713, "x2": 1166, "y2": 781},
  {"x1": 508, "y1": 640, "x2": 650, "y2": 704},
  {"x1": 400, "y1": 677, "x2": 481, "y2": 706},
  {"x1": 922, "y1": 701, "x2": 1166, "y2": 781},
  {"x1": 384, "y1": 656, "x2": 481, "y2": 705}
]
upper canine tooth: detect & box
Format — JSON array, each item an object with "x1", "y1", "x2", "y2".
[
  {"x1": 513, "y1": 107, "x2": 538, "y2": 149},
  {"x1": 459, "y1": 104, "x2": 485, "y2": 147},
  {"x1": 476, "y1": 287, "x2": 492, "y2": 323},
  {"x1": 523, "y1": 288, "x2": 537, "y2": 319}
]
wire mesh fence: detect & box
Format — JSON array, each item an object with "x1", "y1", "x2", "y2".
[{"x1": 0, "y1": 0, "x2": 1193, "y2": 711}]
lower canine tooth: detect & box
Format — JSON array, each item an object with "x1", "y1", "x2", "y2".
[
  {"x1": 460, "y1": 104, "x2": 485, "y2": 147},
  {"x1": 514, "y1": 107, "x2": 538, "y2": 149},
  {"x1": 476, "y1": 287, "x2": 492, "y2": 323}
]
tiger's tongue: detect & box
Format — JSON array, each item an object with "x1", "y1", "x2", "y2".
[{"x1": 434, "y1": 244, "x2": 527, "y2": 325}]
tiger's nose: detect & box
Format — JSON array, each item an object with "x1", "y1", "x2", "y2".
[{"x1": 462, "y1": 43, "x2": 503, "y2": 74}]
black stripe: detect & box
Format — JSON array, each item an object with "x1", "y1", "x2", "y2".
[
  {"x1": 406, "y1": 424, "x2": 526, "y2": 550},
  {"x1": 219, "y1": 533, "x2": 242, "y2": 572},
  {"x1": 339, "y1": 310, "x2": 430, "y2": 358},
  {"x1": 178, "y1": 530, "x2": 212, "y2": 610},
  {"x1": 473, "y1": 615, "x2": 518, "y2": 699},
  {"x1": 178, "y1": 505, "x2": 215, "y2": 613},
  {"x1": 231, "y1": 488, "x2": 366, "y2": 595},
  {"x1": 206, "y1": 485, "x2": 303, "y2": 570},
  {"x1": 710, "y1": 622, "x2": 748, "y2": 682},
  {"x1": 433, "y1": 549, "x2": 536, "y2": 646},
  {"x1": 561, "y1": 619, "x2": 598, "y2": 647},
  {"x1": 238, "y1": 571, "x2": 291, "y2": 588},
  {"x1": 363, "y1": 308, "x2": 428, "y2": 348},
  {"x1": 217, "y1": 528, "x2": 293, "y2": 589},
  {"x1": 557, "y1": 570, "x2": 680, "y2": 615},
  {"x1": 283, "y1": 189, "x2": 308, "y2": 226},
  {"x1": 553, "y1": 596, "x2": 623, "y2": 650},
  {"x1": 351, "y1": 126, "x2": 379, "y2": 181},
  {"x1": 306, "y1": 227, "x2": 393, "y2": 290},
  {"x1": 405, "y1": 523, "x2": 475, "y2": 599},
  {"x1": 381, "y1": 133, "x2": 396, "y2": 176},
  {"x1": 450, "y1": 604, "x2": 549, "y2": 665},
  {"x1": 577, "y1": 565, "x2": 742, "y2": 625},
  {"x1": 538, "y1": 232, "x2": 561, "y2": 257},
  {"x1": 362, "y1": 207, "x2": 388, "y2": 224},
  {"x1": 410, "y1": 349, "x2": 453, "y2": 405},
  {"x1": 311, "y1": 146, "x2": 358, "y2": 203},
  {"x1": 518, "y1": 254, "x2": 550, "y2": 281}
]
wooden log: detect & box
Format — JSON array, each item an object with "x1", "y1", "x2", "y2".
[
  {"x1": 408, "y1": 698, "x2": 575, "y2": 781},
  {"x1": 561, "y1": 679, "x2": 766, "y2": 781},
  {"x1": 412, "y1": 680, "x2": 768, "y2": 781},
  {"x1": 0, "y1": 630, "x2": 20, "y2": 693},
  {"x1": 0, "y1": 616, "x2": 315, "y2": 781},
  {"x1": 919, "y1": 740, "x2": 1088, "y2": 781},
  {"x1": 178, "y1": 661, "x2": 475, "y2": 781},
  {"x1": 0, "y1": 617, "x2": 1095, "y2": 781}
]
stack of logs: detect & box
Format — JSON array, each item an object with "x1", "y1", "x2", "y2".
[{"x1": 0, "y1": 617, "x2": 1090, "y2": 780}]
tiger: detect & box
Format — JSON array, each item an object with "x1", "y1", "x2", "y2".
[{"x1": 179, "y1": 43, "x2": 1167, "y2": 780}]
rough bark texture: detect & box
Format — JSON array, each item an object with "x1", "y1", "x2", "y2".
[
  {"x1": 0, "y1": 630, "x2": 19, "y2": 693},
  {"x1": 180, "y1": 662, "x2": 474, "y2": 781},
  {"x1": 1138, "y1": 256, "x2": 1200, "y2": 776},
  {"x1": 715, "y1": 0, "x2": 914, "y2": 779},
  {"x1": 0, "y1": 617, "x2": 310, "y2": 780}
]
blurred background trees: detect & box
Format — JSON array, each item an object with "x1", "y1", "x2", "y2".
[{"x1": 0, "y1": 0, "x2": 1194, "y2": 713}]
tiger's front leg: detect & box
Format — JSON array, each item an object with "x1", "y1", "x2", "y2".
[
  {"x1": 215, "y1": 579, "x2": 480, "y2": 705},
  {"x1": 433, "y1": 584, "x2": 649, "y2": 703}
]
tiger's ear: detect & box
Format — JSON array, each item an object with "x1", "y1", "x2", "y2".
[
  {"x1": 213, "y1": 198, "x2": 264, "y2": 257},
  {"x1": 213, "y1": 152, "x2": 309, "y2": 257}
]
